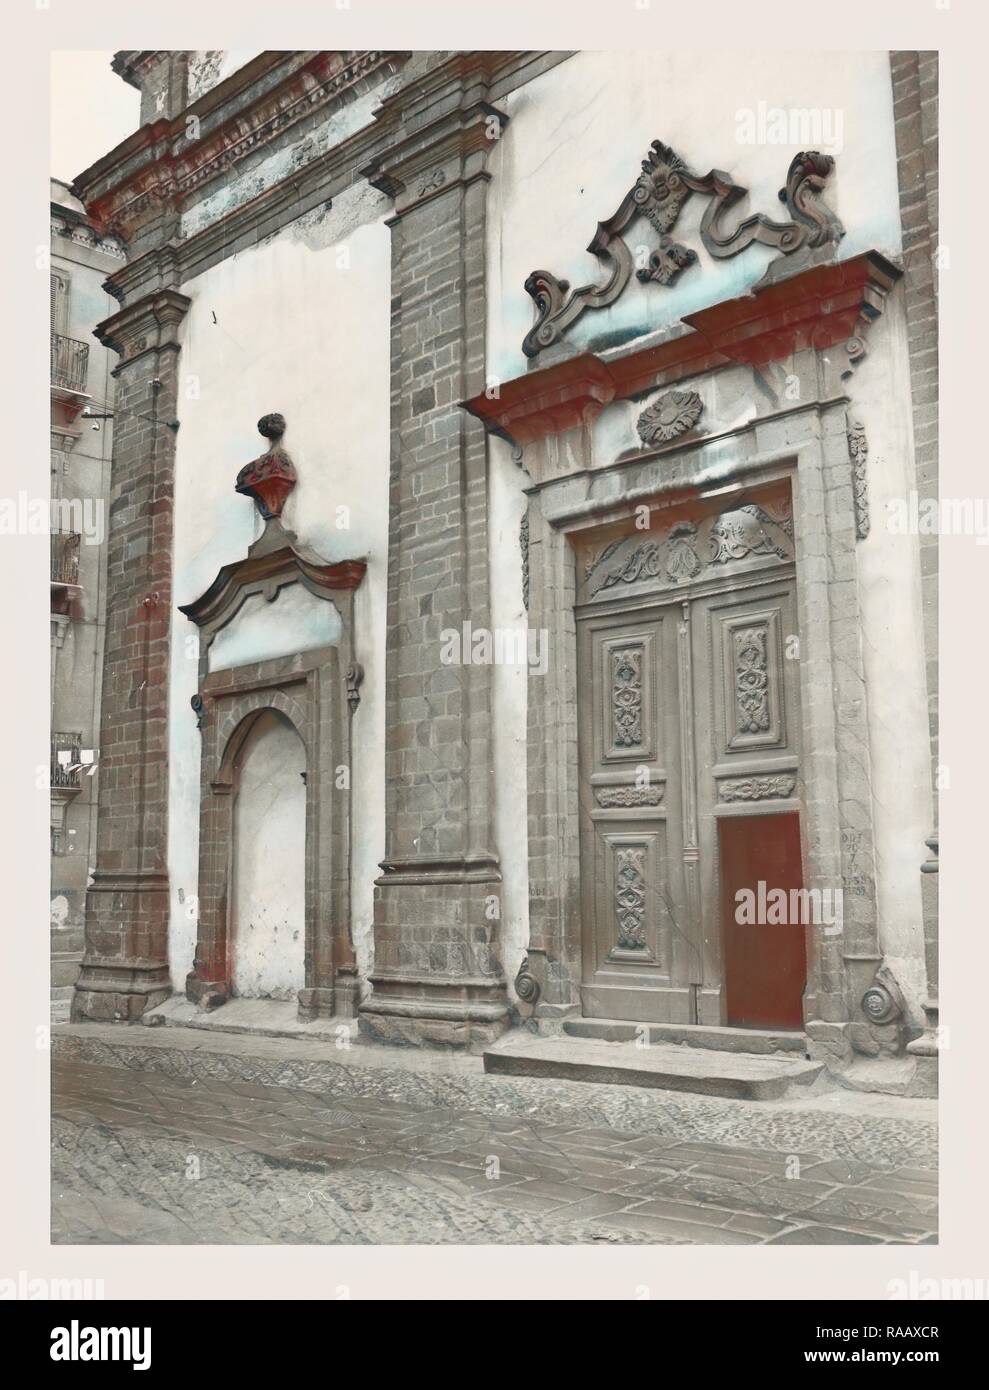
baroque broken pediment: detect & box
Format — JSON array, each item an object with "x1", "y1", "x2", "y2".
[{"x1": 522, "y1": 142, "x2": 844, "y2": 359}]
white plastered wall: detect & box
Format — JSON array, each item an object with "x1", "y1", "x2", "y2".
[{"x1": 167, "y1": 183, "x2": 391, "y2": 997}]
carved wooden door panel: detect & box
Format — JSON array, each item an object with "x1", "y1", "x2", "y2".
[
  {"x1": 575, "y1": 488, "x2": 802, "y2": 1027},
  {"x1": 691, "y1": 577, "x2": 805, "y2": 1028},
  {"x1": 577, "y1": 609, "x2": 701, "y2": 1022}
]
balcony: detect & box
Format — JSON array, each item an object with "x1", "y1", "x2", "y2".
[
  {"x1": 51, "y1": 530, "x2": 81, "y2": 588},
  {"x1": 51, "y1": 333, "x2": 89, "y2": 393},
  {"x1": 51, "y1": 732, "x2": 82, "y2": 790}
]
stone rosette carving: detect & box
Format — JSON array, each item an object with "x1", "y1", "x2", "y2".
[
  {"x1": 235, "y1": 414, "x2": 297, "y2": 521},
  {"x1": 637, "y1": 389, "x2": 703, "y2": 447},
  {"x1": 719, "y1": 774, "x2": 796, "y2": 803}
]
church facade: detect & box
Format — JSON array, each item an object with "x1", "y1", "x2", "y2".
[{"x1": 68, "y1": 50, "x2": 938, "y2": 1090}]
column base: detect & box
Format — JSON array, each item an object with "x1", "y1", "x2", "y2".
[
  {"x1": 906, "y1": 998, "x2": 940, "y2": 1057},
  {"x1": 72, "y1": 957, "x2": 172, "y2": 1023},
  {"x1": 185, "y1": 973, "x2": 230, "y2": 1010},
  {"x1": 359, "y1": 973, "x2": 511, "y2": 1051},
  {"x1": 297, "y1": 969, "x2": 359, "y2": 1023}
]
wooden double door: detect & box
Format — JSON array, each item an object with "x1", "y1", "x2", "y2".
[{"x1": 577, "y1": 574, "x2": 806, "y2": 1029}]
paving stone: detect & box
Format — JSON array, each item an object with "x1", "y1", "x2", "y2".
[
  {"x1": 50, "y1": 1038, "x2": 937, "y2": 1246},
  {"x1": 766, "y1": 1226, "x2": 884, "y2": 1245}
]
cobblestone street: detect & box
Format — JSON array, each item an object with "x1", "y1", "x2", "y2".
[{"x1": 51, "y1": 1029, "x2": 937, "y2": 1246}]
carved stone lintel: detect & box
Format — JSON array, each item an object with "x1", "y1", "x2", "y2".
[
  {"x1": 847, "y1": 414, "x2": 870, "y2": 540},
  {"x1": 523, "y1": 142, "x2": 844, "y2": 358}
]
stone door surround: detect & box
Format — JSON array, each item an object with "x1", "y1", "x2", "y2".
[
  {"x1": 465, "y1": 249, "x2": 910, "y2": 1062},
  {"x1": 179, "y1": 519, "x2": 366, "y2": 1020}
]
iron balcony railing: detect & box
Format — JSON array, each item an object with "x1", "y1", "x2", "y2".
[
  {"x1": 51, "y1": 333, "x2": 89, "y2": 393},
  {"x1": 51, "y1": 531, "x2": 81, "y2": 587},
  {"x1": 51, "y1": 732, "x2": 82, "y2": 789}
]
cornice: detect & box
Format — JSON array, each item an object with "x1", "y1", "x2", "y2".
[
  {"x1": 76, "y1": 51, "x2": 409, "y2": 244},
  {"x1": 94, "y1": 288, "x2": 192, "y2": 361},
  {"x1": 463, "y1": 251, "x2": 902, "y2": 448},
  {"x1": 358, "y1": 51, "x2": 518, "y2": 216}
]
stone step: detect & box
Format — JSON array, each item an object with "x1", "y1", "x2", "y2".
[
  {"x1": 483, "y1": 1034, "x2": 826, "y2": 1100},
  {"x1": 563, "y1": 1017, "x2": 807, "y2": 1056},
  {"x1": 143, "y1": 994, "x2": 359, "y2": 1044}
]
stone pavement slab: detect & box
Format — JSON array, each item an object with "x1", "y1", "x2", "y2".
[
  {"x1": 50, "y1": 1023, "x2": 937, "y2": 1247},
  {"x1": 483, "y1": 1034, "x2": 825, "y2": 1099}
]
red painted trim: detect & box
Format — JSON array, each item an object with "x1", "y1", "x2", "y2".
[{"x1": 463, "y1": 251, "x2": 901, "y2": 447}]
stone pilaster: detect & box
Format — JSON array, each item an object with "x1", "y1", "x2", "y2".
[
  {"x1": 71, "y1": 289, "x2": 189, "y2": 1022},
  {"x1": 891, "y1": 52, "x2": 939, "y2": 1058},
  {"x1": 357, "y1": 56, "x2": 510, "y2": 1048}
]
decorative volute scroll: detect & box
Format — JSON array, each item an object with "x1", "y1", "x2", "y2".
[
  {"x1": 522, "y1": 142, "x2": 845, "y2": 358},
  {"x1": 235, "y1": 413, "x2": 297, "y2": 520}
]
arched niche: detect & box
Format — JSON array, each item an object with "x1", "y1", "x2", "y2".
[{"x1": 179, "y1": 518, "x2": 366, "y2": 1020}]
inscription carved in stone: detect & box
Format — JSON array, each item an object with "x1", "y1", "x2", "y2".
[
  {"x1": 733, "y1": 627, "x2": 771, "y2": 735},
  {"x1": 719, "y1": 774, "x2": 796, "y2": 802},
  {"x1": 615, "y1": 847, "x2": 647, "y2": 950},
  {"x1": 612, "y1": 647, "x2": 644, "y2": 747}
]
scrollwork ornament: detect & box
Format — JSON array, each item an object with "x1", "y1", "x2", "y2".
[{"x1": 514, "y1": 954, "x2": 540, "y2": 1005}]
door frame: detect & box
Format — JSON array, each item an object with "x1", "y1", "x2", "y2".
[
  {"x1": 522, "y1": 408, "x2": 884, "y2": 1051},
  {"x1": 178, "y1": 525, "x2": 366, "y2": 1020}
]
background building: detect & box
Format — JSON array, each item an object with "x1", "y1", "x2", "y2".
[
  {"x1": 49, "y1": 178, "x2": 122, "y2": 1021},
  {"x1": 66, "y1": 51, "x2": 937, "y2": 1093}
]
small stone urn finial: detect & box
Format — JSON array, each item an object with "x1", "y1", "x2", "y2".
[{"x1": 235, "y1": 413, "x2": 297, "y2": 520}]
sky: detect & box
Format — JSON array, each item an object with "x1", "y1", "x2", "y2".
[{"x1": 51, "y1": 51, "x2": 140, "y2": 183}]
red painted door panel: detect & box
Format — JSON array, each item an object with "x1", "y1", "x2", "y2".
[{"x1": 720, "y1": 812, "x2": 806, "y2": 1030}]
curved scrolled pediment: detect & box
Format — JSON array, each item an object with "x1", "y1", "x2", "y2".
[{"x1": 178, "y1": 521, "x2": 366, "y2": 637}]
